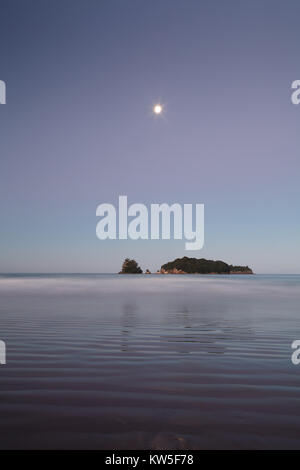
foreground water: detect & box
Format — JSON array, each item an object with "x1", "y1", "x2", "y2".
[{"x1": 0, "y1": 274, "x2": 300, "y2": 449}]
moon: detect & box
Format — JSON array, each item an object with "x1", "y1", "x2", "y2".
[{"x1": 153, "y1": 104, "x2": 163, "y2": 115}]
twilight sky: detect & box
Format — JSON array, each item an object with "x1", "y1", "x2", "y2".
[{"x1": 0, "y1": 0, "x2": 299, "y2": 273}]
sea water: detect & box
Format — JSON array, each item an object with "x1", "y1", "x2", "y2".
[{"x1": 0, "y1": 274, "x2": 299, "y2": 449}]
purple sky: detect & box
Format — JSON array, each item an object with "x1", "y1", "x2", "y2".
[{"x1": 0, "y1": 0, "x2": 299, "y2": 273}]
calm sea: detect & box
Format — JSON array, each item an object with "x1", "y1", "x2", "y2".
[{"x1": 0, "y1": 274, "x2": 300, "y2": 449}]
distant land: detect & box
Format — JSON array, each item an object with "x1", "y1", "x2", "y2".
[
  {"x1": 159, "y1": 257, "x2": 253, "y2": 274},
  {"x1": 119, "y1": 257, "x2": 253, "y2": 274},
  {"x1": 119, "y1": 258, "x2": 143, "y2": 274}
]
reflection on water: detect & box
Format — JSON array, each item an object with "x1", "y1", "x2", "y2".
[
  {"x1": 0, "y1": 274, "x2": 300, "y2": 449},
  {"x1": 121, "y1": 301, "x2": 137, "y2": 352}
]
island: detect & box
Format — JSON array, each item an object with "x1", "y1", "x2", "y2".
[
  {"x1": 118, "y1": 257, "x2": 253, "y2": 274},
  {"x1": 158, "y1": 257, "x2": 253, "y2": 274},
  {"x1": 119, "y1": 258, "x2": 143, "y2": 274}
]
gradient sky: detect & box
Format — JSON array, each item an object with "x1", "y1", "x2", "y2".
[{"x1": 0, "y1": 0, "x2": 299, "y2": 273}]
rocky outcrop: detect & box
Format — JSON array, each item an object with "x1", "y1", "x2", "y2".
[
  {"x1": 119, "y1": 258, "x2": 143, "y2": 274},
  {"x1": 158, "y1": 268, "x2": 187, "y2": 274}
]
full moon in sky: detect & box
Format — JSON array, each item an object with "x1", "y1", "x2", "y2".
[{"x1": 153, "y1": 104, "x2": 163, "y2": 114}]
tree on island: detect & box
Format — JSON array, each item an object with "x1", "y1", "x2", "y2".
[{"x1": 119, "y1": 258, "x2": 143, "y2": 274}]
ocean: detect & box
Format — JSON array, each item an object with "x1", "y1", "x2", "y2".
[{"x1": 0, "y1": 273, "x2": 299, "y2": 449}]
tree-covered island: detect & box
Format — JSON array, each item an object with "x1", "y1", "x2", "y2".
[
  {"x1": 119, "y1": 257, "x2": 253, "y2": 274},
  {"x1": 159, "y1": 257, "x2": 253, "y2": 274}
]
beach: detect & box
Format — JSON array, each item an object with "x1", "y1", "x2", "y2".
[{"x1": 0, "y1": 274, "x2": 299, "y2": 449}]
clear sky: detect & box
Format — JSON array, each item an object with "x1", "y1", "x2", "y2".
[{"x1": 0, "y1": 0, "x2": 299, "y2": 273}]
